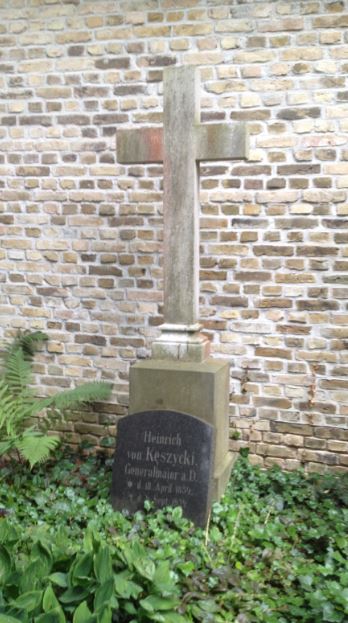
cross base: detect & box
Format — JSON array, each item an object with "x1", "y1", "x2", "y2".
[{"x1": 151, "y1": 323, "x2": 211, "y2": 363}]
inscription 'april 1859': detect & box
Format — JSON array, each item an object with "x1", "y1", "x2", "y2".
[{"x1": 111, "y1": 410, "x2": 214, "y2": 527}]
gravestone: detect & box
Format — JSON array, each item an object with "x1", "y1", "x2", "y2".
[
  {"x1": 111, "y1": 411, "x2": 214, "y2": 527},
  {"x1": 112, "y1": 65, "x2": 249, "y2": 525}
]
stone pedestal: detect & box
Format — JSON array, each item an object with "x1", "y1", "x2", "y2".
[{"x1": 129, "y1": 358, "x2": 235, "y2": 501}]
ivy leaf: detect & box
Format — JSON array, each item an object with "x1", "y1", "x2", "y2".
[
  {"x1": 133, "y1": 557, "x2": 155, "y2": 581},
  {"x1": 152, "y1": 561, "x2": 177, "y2": 596},
  {"x1": 196, "y1": 599, "x2": 219, "y2": 613},
  {"x1": 298, "y1": 575, "x2": 313, "y2": 590},
  {"x1": 322, "y1": 602, "x2": 342, "y2": 622}
]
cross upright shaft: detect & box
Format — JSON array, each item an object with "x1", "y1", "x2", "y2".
[
  {"x1": 163, "y1": 66, "x2": 200, "y2": 327},
  {"x1": 117, "y1": 65, "x2": 248, "y2": 360}
]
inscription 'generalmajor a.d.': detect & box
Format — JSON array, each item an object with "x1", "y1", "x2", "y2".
[{"x1": 111, "y1": 410, "x2": 214, "y2": 527}]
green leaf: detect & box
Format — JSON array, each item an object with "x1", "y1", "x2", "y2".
[
  {"x1": 94, "y1": 579, "x2": 115, "y2": 612},
  {"x1": 322, "y1": 602, "x2": 342, "y2": 622},
  {"x1": 14, "y1": 590, "x2": 42, "y2": 612},
  {"x1": 140, "y1": 595, "x2": 178, "y2": 613},
  {"x1": 124, "y1": 603, "x2": 137, "y2": 615},
  {"x1": 153, "y1": 562, "x2": 177, "y2": 596},
  {"x1": 94, "y1": 546, "x2": 113, "y2": 584},
  {"x1": 0, "y1": 616, "x2": 23, "y2": 623},
  {"x1": 32, "y1": 541, "x2": 52, "y2": 572},
  {"x1": 133, "y1": 557, "x2": 155, "y2": 581},
  {"x1": 42, "y1": 586, "x2": 60, "y2": 612},
  {"x1": 70, "y1": 552, "x2": 93, "y2": 584},
  {"x1": 83, "y1": 527, "x2": 101, "y2": 554},
  {"x1": 60, "y1": 586, "x2": 90, "y2": 605},
  {"x1": 0, "y1": 520, "x2": 18, "y2": 546},
  {"x1": 0, "y1": 545, "x2": 11, "y2": 584},
  {"x1": 114, "y1": 573, "x2": 142, "y2": 599},
  {"x1": 35, "y1": 610, "x2": 66, "y2": 623},
  {"x1": 155, "y1": 615, "x2": 187, "y2": 623},
  {"x1": 299, "y1": 575, "x2": 313, "y2": 590},
  {"x1": 73, "y1": 601, "x2": 92, "y2": 623},
  {"x1": 19, "y1": 561, "x2": 43, "y2": 592},
  {"x1": 171, "y1": 507, "x2": 183, "y2": 522},
  {"x1": 150, "y1": 615, "x2": 187, "y2": 623},
  {"x1": 48, "y1": 573, "x2": 68, "y2": 589},
  {"x1": 177, "y1": 561, "x2": 194, "y2": 577},
  {"x1": 196, "y1": 599, "x2": 219, "y2": 613},
  {"x1": 97, "y1": 606, "x2": 112, "y2": 623}
]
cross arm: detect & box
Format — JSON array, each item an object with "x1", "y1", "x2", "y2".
[
  {"x1": 195, "y1": 122, "x2": 249, "y2": 161},
  {"x1": 117, "y1": 127, "x2": 163, "y2": 164}
]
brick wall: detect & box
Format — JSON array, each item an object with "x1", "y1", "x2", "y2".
[{"x1": 0, "y1": 0, "x2": 347, "y2": 472}]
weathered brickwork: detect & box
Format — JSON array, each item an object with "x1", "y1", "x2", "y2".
[{"x1": 0, "y1": 0, "x2": 347, "y2": 471}]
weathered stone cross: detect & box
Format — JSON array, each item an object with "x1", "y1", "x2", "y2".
[{"x1": 117, "y1": 65, "x2": 248, "y2": 361}]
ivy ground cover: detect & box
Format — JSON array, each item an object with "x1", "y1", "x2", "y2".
[{"x1": 0, "y1": 447, "x2": 348, "y2": 623}]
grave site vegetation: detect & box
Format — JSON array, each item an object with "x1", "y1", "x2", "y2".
[
  {"x1": 0, "y1": 331, "x2": 348, "y2": 622},
  {"x1": 0, "y1": 446, "x2": 347, "y2": 623}
]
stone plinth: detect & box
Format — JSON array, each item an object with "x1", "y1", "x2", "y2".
[
  {"x1": 151, "y1": 323, "x2": 211, "y2": 362},
  {"x1": 129, "y1": 358, "x2": 235, "y2": 501}
]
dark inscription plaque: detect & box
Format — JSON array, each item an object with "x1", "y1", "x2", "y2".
[{"x1": 111, "y1": 410, "x2": 214, "y2": 527}]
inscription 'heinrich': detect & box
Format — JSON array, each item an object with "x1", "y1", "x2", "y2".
[{"x1": 144, "y1": 430, "x2": 182, "y2": 446}]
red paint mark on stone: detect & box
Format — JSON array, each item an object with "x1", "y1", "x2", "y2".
[{"x1": 141, "y1": 128, "x2": 163, "y2": 161}]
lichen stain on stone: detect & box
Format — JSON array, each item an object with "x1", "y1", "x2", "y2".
[{"x1": 202, "y1": 123, "x2": 221, "y2": 153}]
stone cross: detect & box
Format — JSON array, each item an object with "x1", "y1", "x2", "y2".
[{"x1": 117, "y1": 65, "x2": 248, "y2": 361}]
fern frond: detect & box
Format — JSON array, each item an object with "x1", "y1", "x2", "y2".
[
  {"x1": 4, "y1": 330, "x2": 48, "y2": 363},
  {"x1": 0, "y1": 438, "x2": 15, "y2": 457},
  {"x1": 0, "y1": 379, "x2": 11, "y2": 433},
  {"x1": 0, "y1": 378, "x2": 36, "y2": 437},
  {"x1": 0, "y1": 381, "x2": 27, "y2": 436},
  {"x1": 37, "y1": 381, "x2": 113, "y2": 412},
  {"x1": 16, "y1": 432, "x2": 60, "y2": 469},
  {"x1": 3, "y1": 349, "x2": 33, "y2": 395}
]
